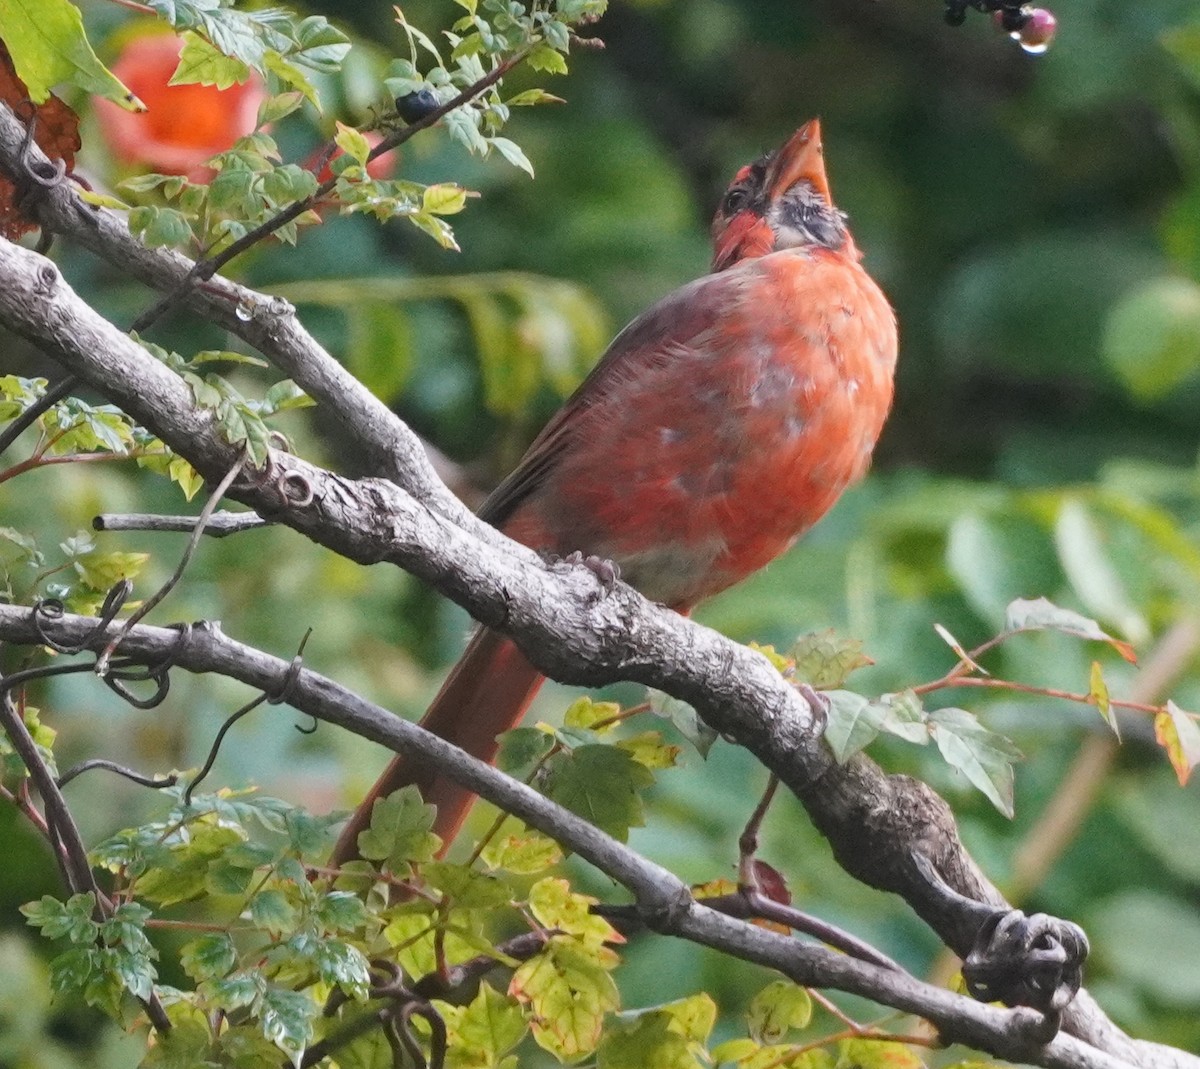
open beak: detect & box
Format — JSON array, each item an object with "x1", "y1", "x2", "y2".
[{"x1": 765, "y1": 119, "x2": 832, "y2": 206}]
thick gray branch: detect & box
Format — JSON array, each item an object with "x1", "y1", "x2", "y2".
[{"x1": 0, "y1": 604, "x2": 1134, "y2": 1069}]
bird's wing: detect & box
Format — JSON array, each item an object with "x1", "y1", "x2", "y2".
[{"x1": 478, "y1": 268, "x2": 740, "y2": 529}]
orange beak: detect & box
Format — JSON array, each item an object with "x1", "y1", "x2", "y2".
[{"x1": 765, "y1": 119, "x2": 832, "y2": 206}]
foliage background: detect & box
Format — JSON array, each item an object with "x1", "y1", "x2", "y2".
[{"x1": 4, "y1": 0, "x2": 1200, "y2": 1063}]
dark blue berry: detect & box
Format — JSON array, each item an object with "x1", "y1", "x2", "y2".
[{"x1": 396, "y1": 88, "x2": 440, "y2": 123}]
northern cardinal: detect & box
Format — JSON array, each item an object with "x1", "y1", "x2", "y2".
[{"x1": 331, "y1": 120, "x2": 897, "y2": 864}]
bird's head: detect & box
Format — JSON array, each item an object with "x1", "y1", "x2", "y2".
[{"x1": 710, "y1": 119, "x2": 853, "y2": 272}]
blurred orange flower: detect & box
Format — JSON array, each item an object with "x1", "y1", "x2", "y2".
[{"x1": 95, "y1": 33, "x2": 265, "y2": 179}]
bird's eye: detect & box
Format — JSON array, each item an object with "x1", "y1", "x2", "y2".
[{"x1": 722, "y1": 188, "x2": 749, "y2": 215}]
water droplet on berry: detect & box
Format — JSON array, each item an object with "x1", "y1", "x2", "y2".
[{"x1": 1019, "y1": 8, "x2": 1057, "y2": 52}]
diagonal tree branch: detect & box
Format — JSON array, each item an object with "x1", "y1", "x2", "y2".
[{"x1": 0, "y1": 603, "x2": 1138, "y2": 1069}]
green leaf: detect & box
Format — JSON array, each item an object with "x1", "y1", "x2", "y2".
[
  {"x1": 496, "y1": 726, "x2": 556, "y2": 776},
  {"x1": 261, "y1": 164, "x2": 319, "y2": 207},
  {"x1": 423, "y1": 861, "x2": 511, "y2": 910},
  {"x1": 790, "y1": 630, "x2": 873, "y2": 689},
  {"x1": 712, "y1": 1038, "x2": 761, "y2": 1064},
  {"x1": 180, "y1": 933, "x2": 238, "y2": 981},
  {"x1": 747, "y1": 982, "x2": 812, "y2": 1045},
  {"x1": 877, "y1": 689, "x2": 929, "y2": 745},
  {"x1": 73, "y1": 550, "x2": 149, "y2": 590},
  {"x1": 1103, "y1": 277, "x2": 1200, "y2": 402},
  {"x1": 130, "y1": 205, "x2": 194, "y2": 249},
  {"x1": 139, "y1": 1017, "x2": 213, "y2": 1069},
  {"x1": 216, "y1": 399, "x2": 272, "y2": 467},
  {"x1": 21, "y1": 893, "x2": 98, "y2": 943},
  {"x1": 489, "y1": 136, "x2": 534, "y2": 176},
  {"x1": 526, "y1": 42, "x2": 568, "y2": 75},
  {"x1": 928, "y1": 708, "x2": 1021, "y2": 817},
  {"x1": 444, "y1": 107, "x2": 489, "y2": 155},
  {"x1": 544, "y1": 744, "x2": 653, "y2": 842},
  {"x1": 648, "y1": 690, "x2": 719, "y2": 758},
  {"x1": 259, "y1": 984, "x2": 315, "y2": 1058},
  {"x1": 258, "y1": 90, "x2": 306, "y2": 124},
  {"x1": 217, "y1": 1025, "x2": 285, "y2": 1068},
  {"x1": 261, "y1": 379, "x2": 313, "y2": 414},
  {"x1": 170, "y1": 31, "x2": 251, "y2": 89},
  {"x1": 407, "y1": 211, "x2": 460, "y2": 251},
  {"x1": 506, "y1": 87, "x2": 566, "y2": 106},
  {"x1": 290, "y1": 15, "x2": 352, "y2": 72},
  {"x1": 599, "y1": 1010, "x2": 702, "y2": 1069},
  {"x1": 563, "y1": 696, "x2": 621, "y2": 732},
  {"x1": 0, "y1": 0, "x2": 141, "y2": 108},
  {"x1": 437, "y1": 981, "x2": 528, "y2": 1067},
  {"x1": 312, "y1": 938, "x2": 371, "y2": 999},
  {"x1": 249, "y1": 888, "x2": 298, "y2": 935},
  {"x1": 203, "y1": 970, "x2": 263, "y2": 1012},
  {"x1": 355, "y1": 785, "x2": 440, "y2": 873},
  {"x1": 1004, "y1": 595, "x2": 1137, "y2": 663},
  {"x1": 822, "y1": 691, "x2": 886, "y2": 763}
]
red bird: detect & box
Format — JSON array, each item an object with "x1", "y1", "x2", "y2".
[{"x1": 331, "y1": 120, "x2": 897, "y2": 863}]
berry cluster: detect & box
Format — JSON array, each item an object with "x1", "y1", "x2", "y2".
[{"x1": 944, "y1": 0, "x2": 1058, "y2": 53}]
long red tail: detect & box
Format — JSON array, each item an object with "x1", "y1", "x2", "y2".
[{"x1": 330, "y1": 628, "x2": 545, "y2": 865}]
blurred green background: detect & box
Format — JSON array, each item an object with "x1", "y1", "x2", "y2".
[{"x1": 4, "y1": 0, "x2": 1200, "y2": 1062}]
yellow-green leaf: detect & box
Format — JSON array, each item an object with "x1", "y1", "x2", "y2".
[
  {"x1": 836, "y1": 1038, "x2": 927, "y2": 1069},
  {"x1": 563, "y1": 695, "x2": 621, "y2": 732},
  {"x1": 1089, "y1": 661, "x2": 1119, "y2": 739},
  {"x1": 528, "y1": 877, "x2": 623, "y2": 948},
  {"x1": 334, "y1": 121, "x2": 371, "y2": 165},
  {"x1": 747, "y1": 981, "x2": 812, "y2": 1045},
  {"x1": 169, "y1": 33, "x2": 251, "y2": 90},
  {"x1": 509, "y1": 938, "x2": 619, "y2": 1061},
  {"x1": 73, "y1": 550, "x2": 150, "y2": 590},
  {"x1": 422, "y1": 182, "x2": 470, "y2": 215},
  {"x1": 0, "y1": 0, "x2": 142, "y2": 108},
  {"x1": 615, "y1": 731, "x2": 681, "y2": 770},
  {"x1": 1155, "y1": 701, "x2": 1200, "y2": 786},
  {"x1": 478, "y1": 816, "x2": 563, "y2": 874}
]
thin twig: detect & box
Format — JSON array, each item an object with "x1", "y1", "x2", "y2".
[
  {"x1": 57, "y1": 758, "x2": 177, "y2": 789},
  {"x1": 93, "y1": 509, "x2": 271, "y2": 537},
  {"x1": 96, "y1": 455, "x2": 244, "y2": 673},
  {"x1": 0, "y1": 375, "x2": 78, "y2": 457},
  {"x1": 1009, "y1": 617, "x2": 1200, "y2": 901}
]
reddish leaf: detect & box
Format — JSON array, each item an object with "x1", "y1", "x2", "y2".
[
  {"x1": 750, "y1": 860, "x2": 791, "y2": 907},
  {"x1": 0, "y1": 40, "x2": 80, "y2": 240}
]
